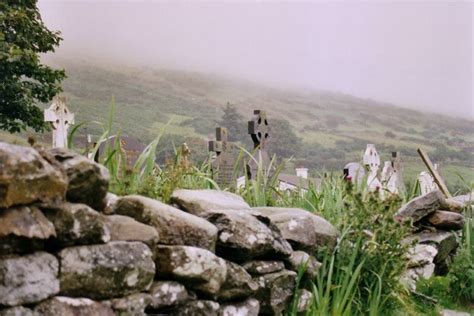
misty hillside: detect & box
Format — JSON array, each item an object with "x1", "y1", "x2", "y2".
[{"x1": 8, "y1": 57, "x2": 472, "y2": 190}]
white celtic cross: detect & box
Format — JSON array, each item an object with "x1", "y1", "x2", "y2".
[
  {"x1": 363, "y1": 144, "x2": 381, "y2": 191},
  {"x1": 44, "y1": 96, "x2": 75, "y2": 148}
]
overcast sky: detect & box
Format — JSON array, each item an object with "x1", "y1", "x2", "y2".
[{"x1": 38, "y1": 1, "x2": 473, "y2": 119}]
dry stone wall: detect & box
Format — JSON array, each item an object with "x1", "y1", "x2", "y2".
[{"x1": 0, "y1": 142, "x2": 338, "y2": 316}]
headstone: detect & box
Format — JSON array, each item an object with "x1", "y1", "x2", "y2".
[
  {"x1": 343, "y1": 162, "x2": 365, "y2": 186},
  {"x1": 419, "y1": 164, "x2": 439, "y2": 195},
  {"x1": 44, "y1": 96, "x2": 74, "y2": 148},
  {"x1": 363, "y1": 144, "x2": 381, "y2": 191},
  {"x1": 209, "y1": 127, "x2": 235, "y2": 187},
  {"x1": 247, "y1": 110, "x2": 271, "y2": 179},
  {"x1": 381, "y1": 152, "x2": 404, "y2": 194}
]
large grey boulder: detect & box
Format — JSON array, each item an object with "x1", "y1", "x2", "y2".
[
  {"x1": 105, "y1": 214, "x2": 159, "y2": 247},
  {"x1": 0, "y1": 307, "x2": 36, "y2": 316},
  {"x1": 40, "y1": 203, "x2": 109, "y2": 247},
  {"x1": 406, "y1": 231, "x2": 458, "y2": 264},
  {"x1": 218, "y1": 261, "x2": 259, "y2": 301},
  {"x1": 254, "y1": 207, "x2": 338, "y2": 252},
  {"x1": 154, "y1": 245, "x2": 227, "y2": 296},
  {"x1": 394, "y1": 190, "x2": 445, "y2": 222},
  {"x1": 35, "y1": 297, "x2": 115, "y2": 316},
  {"x1": 0, "y1": 142, "x2": 67, "y2": 209},
  {"x1": 254, "y1": 270, "x2": 297, "y2": 315},
  {"x1": 171, "y1": 300, "x2": 220, "y2": 316},
  {"x1": 115, "y1": 195, "x2": 217, "y2": 251},
  {"x1": 104, "y1": 293, "x2": 151, "y2": 316},
  {"x1": 220, "y1": 298, "x2": 260, "y2": 316},
  {"x1": 171, "y1": 189, "x2": 250, "y2": 215},
  {"x1": 148, "y1": 281, "x2": 190, "y2": 310},
  {"x1": 47, "y1": 148, "x2": 109, "y2": 210},
  {"x1": 204, "y1": 209, "x2": 292, "y2": 262},
  {"x1": 59, "y1": 241, "x2": 155, "y2": 299},
  {"x1": 0, "y1": 206, "x2": 56, "y2": 255},
  {"x1": 286, "y1": 250, "x2": 321, "y2": 279},
  {"x1": 425, "y1": 211, "x2": 465, "y2": 230},
  {"x1": 0, "y1": 252, "x2": 59, "y2": 306},
  {"x1": 242, "y1": 260, "x2": 285, "y2": 275}
]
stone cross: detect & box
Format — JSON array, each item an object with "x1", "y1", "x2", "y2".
[
  {"x1": 363, "y1": 144, "x2": 381, "y2": 191},
  {"x1": 419, "y1": 164, "x2": 439, "y2": 195},
  {"x1": 44, "y1": 96, "x2": 74, "y2": 148},
  {"x1": 247, "y1": 110, "x2": 271, "y2": 179},
  {"x1": 209, "y1": 127, "x2": 235, "y2": 187},
  {"x1": 381, "y1": 152, "x2": 404, "y2": 194}
]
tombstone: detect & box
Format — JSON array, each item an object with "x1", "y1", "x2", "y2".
[
  {"x1": 44, "y1": 96, "x2": 74, "y2": 148},
  {"x1": 381, "y1": 152, "x2": 404, "y2": 194},
  {"x1": 363, "y1": 144, "x2": 382, "y2": 191},
  {"x1": 247, "y1": 110, "x2": 271, "y2": 179},
  {"x1": 209, "y1": 127, "x2": 235, "y2": 187},
  {"x1": 343, "y1": 162, "x2": 365, "y2": 186},
  {"x1": 419, "y1": 164, "x2": 439, "y2": 195}
]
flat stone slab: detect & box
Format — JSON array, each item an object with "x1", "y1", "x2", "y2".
[
  {"x1": 407, "y1": 244, "x2": 438, "y2": 268},
  {"x1": 0, "y1": 252, "x2": 59, "y2": 306},
  {"x1": 394, "y1": 190, "x2": 445, "y2": 222},
  {"x1": 204, "y1": 209, "x2": 292, "y2": 262},
  {"x1": 242, "y1": 260, "x2": 285, "y2": 275},
  {"x1": 35, "y1": 296, "x2": 115, "y2": 316},
  {"x1": 171, "y1": 300, "x2": 220, "y2": 316},
  {"x1": 59, "y1": 241, "x2": 155, "y2": 299},
  {"x1": 104, "y1": 293, "x2": 151, "y2": 316},
  {"x1": 154, "y1": 245, "x2": 227, "y2": 296},
  {"x1": 0, "y1": 306, "x2": 36, "y2": 316},
  {"x1": 220, "y1": 298, "x2": 260, "y2": 316},
  {"x1": 171, "y1": 189, "x2": 250, "y2": 215},
  {"x1": 406, "y1": 231, "x2": 458, "y2": 264},
  {"x1": 148, "y1": 281, "x2": 190, "y2": 310},
  {"x1": 218, "y1": 261, "x2": 258, "y2": 301},
  {"x1": 115, "y1": 195, "x2": 217, "y2": 251},
  {"x1": 105, "y1": 214, "x2": 159, "y2": 247},
  {"x1": 0, "y1": 142, "x2": 67, "y2": 209},
  {"x1": 425, "y1": 211, "x2": 465, "y2": 230},
  {"x1": 253, "y1": 207, "x2": 338, "y2": 252},
  {"x1": 0, "y1": 206, "x2": 56, "y2": 255}
]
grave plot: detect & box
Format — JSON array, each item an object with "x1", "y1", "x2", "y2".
[{"x1": 44, "y1": 96, "x2": 74, "y2": 149}]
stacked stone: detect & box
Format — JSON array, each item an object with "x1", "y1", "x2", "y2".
[
  {"x1": 394, "y1": 190, "x2": 467, "y2": 291},
  {"x1": 0, "y1": 142, "x2": 338, "y2": 316}
]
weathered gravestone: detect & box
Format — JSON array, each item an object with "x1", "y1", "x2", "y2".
[
  {"x1": 247, "y1": 110, "x2": 271, "y2": 179},
  {"x1": 209, "y1": 127, "x2": 235, "y2": 187},
  {"x1": 343, "y1": 162, "x2": 365, "y2": 186},
  {"x1": 363, "y1": 144, "x2": 382, "y2": 191},
  {"x1": 419, "y1": 165, "x2": 438, "y2": 195},
  {"x1": 44, "y1": 96, "x2": 75, "y2": 148},
  {"x1": 381, "y1": 152, "x2": 404, "y2": 194}
]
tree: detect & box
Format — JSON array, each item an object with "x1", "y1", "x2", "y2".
[
  {"x1": 218, "y1": 103, "x2": 247, "y2": 142},
  {"x1": 268, "y1": 119, "x2": 302, "y2": 159},
  {"x1": 0, "y1": 0, "x2": 66, "y2": 133}
]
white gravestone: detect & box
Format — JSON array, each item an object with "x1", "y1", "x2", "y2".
[
  {"x1": 381, "y1": 152, "x2": 404, "y2": 194},
  {"x1": 44, "y1": 96, "x2": 74, "y2": 148},
  {"x1": 419, "y1": 164, "x2": 439, "y2": 195},
  {"x1": 343, "y1": 162, "x2": 365, "y2": 186},
  {"x1": 363, "y1": 144, "x2": 382, "y2": 191}
]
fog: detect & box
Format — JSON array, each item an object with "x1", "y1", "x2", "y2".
[{"x1": 38, "y1": 1, "x2": 472, "y2": 119}]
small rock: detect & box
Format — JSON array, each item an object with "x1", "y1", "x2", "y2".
[
  {"x1": 171, "y1": 189, "x2": 250, "y2": 215},
  {"x1": 0, "y1": 252, "x2": 59, "y2": 306},
  {"x1": 242, "y1": 261, "x2": 285, "y2": 275},
  {"x1": 102, "y1": 192, "x2": 119, "y2": 215},
  {"x1": 401, "y1": 263, "x2": 436, "y2": 291},
  {"x1": 47, "y1": 148, "x2": 109, "y2": 210},
  {"x1": 254, "y1": 270, "x2": 297, "y2": 315},
  {"x1": 220, "y1": 298, "x2": 260, "y2": 316},
  {"x1": 154, "y1": 245, "x2": 227, "y2": 296},
  {"x1": 425, "y1": 211, "x2": 465, "y2": 230},
  {"x1": 0, "y1": 206, "x2": 56, "y2": 255},
  {"x1": 115, "y1": 195, "x2": 217, "y2": 251},
  {"x1": 59, "y1": 241, "x2": 155, "y2": 299},
  {"x1": 104, "y1": 293, "x2": 151, "y2": 316},
  {"x1": 439, "y1": 309, "x2": 471, "y2": 316},
  {"x1": 40, "y1": 202, "x2": 109, "y2": 247},
  {"x1": 218, "y1": 261, "x2": 259, "y2": 301},
  {"x1": 0, "y1": 142, "x2": 67, "y2": 209},
  {"x1": 296, "y1": 289, "x2": 313, "y2": 313},
  {"x1": 148, "y1": 281, "x2": 190, "y2": 309},
  {"x1": 286, "y1": 251, "x2": 321, "y2": 279},
  {"x1": 105, "y1": 214, "x2": 159, "y2": 247},
  {"x1": 407, "y1": 244, "x2": 438, "y2": 268},
  {"x1": 35, "y1": 296, "x2": 115, "y2": 316},
  {"x1": 0, "y1": 307, "x2": 36, "y2": 316},
  {"x1": 394, "y1": 190, "x2": 445, "y2": 222},
  {"x1": 407, "y1": 231, "x2": 458, "y2": 263},
  {"x1": 204, "y1": 209, "x2": 293, "y2": 262},
  {"x1": 171, "y1": 300, "x2": 220, "y2": 316},
  {"x1": 254, "y1": 207, "x2": 338, "y2": 253}
]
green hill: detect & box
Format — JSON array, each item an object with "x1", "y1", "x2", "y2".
[{"x1": 3, "y1": 58, "x2": 473, "y2": 191}]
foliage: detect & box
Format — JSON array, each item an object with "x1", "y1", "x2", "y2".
[
  {"x1": 218, "y1": 102, "x2": 248, "y2": 142},
  {"x1": 0, "y1": 0, "x2": 66, "y2": 133}
]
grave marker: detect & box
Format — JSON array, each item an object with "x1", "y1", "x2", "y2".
[
  {"x1": 247, "y1": 110, "x2": 271, "y2": 179},
  {"x1": 209, "y1": 127, "x2": 235, "y2": 187},
  {"x1": 363, "y1": 144, "x2": 382, "y2": 191},
  {"x1": 417, "y1": 148, "x2": 452, "y2": 198},
  {"x1": 343, "y1": 162, "x2": 365, "y2": 186},
  {"x1": 44, "y1": 96, "x2": 74, "y2": 148},
  {"x1": 381, "y1": 152, "x2": 404, "y2": 194}
]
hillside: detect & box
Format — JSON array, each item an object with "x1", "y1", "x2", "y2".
[{"x1": 3, "y1": 58, "x2": 473, "y2": 190}]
